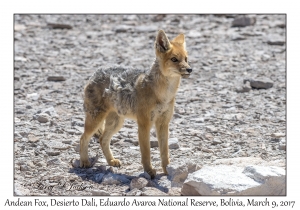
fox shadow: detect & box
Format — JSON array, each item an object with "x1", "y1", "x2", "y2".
[{"x1": 68, "y1": 162, "x2": 170, "y2": 195}]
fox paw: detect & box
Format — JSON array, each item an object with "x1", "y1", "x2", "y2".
[
  {"x1": 109, "y1": 159, "x2": 121, "y2": 167},
  {"x1": 80, "y1": 159, "x2": 91, "y2": 168},
  {"x1": 147, "y1": 168, "x2": 157, "y2": 179},
  {"x1": 162, "y1": 167, "x2": 168, "y2": 175}
]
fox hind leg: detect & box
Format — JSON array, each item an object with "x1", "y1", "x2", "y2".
[
  {"x1": 80, "y1": 112, "x2": 107, "y2": 168},
  {"x1": 100, "y1": 111, "x2": 124, "y2": 167}
]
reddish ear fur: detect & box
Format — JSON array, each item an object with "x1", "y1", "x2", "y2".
[
  {"x1": 172, "y1": 33, "x2": 186, "y2": 49},
  {"x1": 172, "y1": 33, "x2": 185, "y2": 44}
]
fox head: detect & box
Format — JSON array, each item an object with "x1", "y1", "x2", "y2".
[{"x1": 155, "y1": 30, "x2": 192, "y2": 78}]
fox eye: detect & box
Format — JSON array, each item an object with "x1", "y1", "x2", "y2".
[
  {"x1": 171, "y1": 57, "x2": 178, "y2": 62},
  {"x1": 185, "y1": 57, "x2": 188, "y2": 62}
]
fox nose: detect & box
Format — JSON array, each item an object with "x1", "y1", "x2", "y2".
[{"x1": 186, "y1": 68, "x2": 192, "y2": 73}]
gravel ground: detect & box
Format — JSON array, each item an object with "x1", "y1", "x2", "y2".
[{"x1": 14, "y1": 14, "x2": 286, "y2": 196}]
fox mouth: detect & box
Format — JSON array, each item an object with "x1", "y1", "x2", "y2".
[{"x1": 181, "y1": 73, "x2": 190, "y2": 78}]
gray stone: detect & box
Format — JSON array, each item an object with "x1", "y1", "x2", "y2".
[
  {"x1": 15, "y1": 81, "x2": 22, "y2": 90},
  {"x1": 62, "y1": 140, "x2": 72, "y2": 144},
  {"x1": 37, "y1": 113, "x2": 50, "y2": 123},
  {"x1": 20, "y1": 164, "x2": 30, "y2": 171},
  {"x1": 130, "y1": 177, "x2": 148, "y2": 190},
  {"x1": 271, "y1": 133, "x2": 285, "y2": 138},
  {"x1": 72, "y1": 159, "x2": 80, "y2": 168},
  {"x1": 126, "y1": 188, "x2": 142, "y2": 196},
  {"x1": 47, "y1": 23, "x2": 72, "y2": 29},
  {"x1": 47, "y1": 158, "x2": 61, "y2": 166},
  {"x1": 47, "y1": 76, "x2": 66, "y2": 81},
  {"x1": 91, "y1": 189, "x2": 110, "y2": 196},
  {"x1": 46, "y1": 150, "x2": 60, "y2": 156},
  {"x1": 75, "y1": 144, "x2": 80, "y2": 152},
  {"x1": 205, "y1": 126, "x2": 218, "y2": 133},
  {"x1": 150, "y1": 139, "x2": 159, "y2": 148},
  {"x1": 212, "y1": 138, "x2": 222, "y2": 145},
  {"x1": 236, "y1": 81, "x2": 251, "y2": 93},
  {"x1": 141, "y1": 187, "x2": 168, "y2": 196},
  {"x1": 261, "y1": 54, "x2": 271, "y2": 61},
  {"x1": 169, "y1": 138, "x2": 179, "y2": 149},
  {"x1": 34, "y1": 161, "x2": 46, "y2": 167},
  {"x1": 231, "y1": 34, "x2": 247, "y2": 41},
  {"x1": 244, "y1": 78, "x2": 273, "y2": 89},
  {"x1": 193, "y1": 118, "x2": 204, "y2": 123},
  {"x1": 71, "y1": 120, "x2": 84, "y2": 127},
  {"x1": 279, "y1": 143, "x2": 286, "y2": 151},
  {"x1": 114, "y1": 25, "x2": 132, "y2": 33},
  {"x1": 267, "y1": 35, "x2": 285, "y2": 46},
  {"x1": 232, "y1": 16, "x2": 256, "y2": 27},
  {"x1": 123, "y1": 15, "x2": 138, "y2": 21},
  {"x1": 201, "y1": 148, "x2": 214, "y2": 153},
  {"x1": 26, "y1": 93, "x2": 40, "y2": 101},
  {"x1": 43, "y1": 107, "x2": 58, "y2": 117},
  {"x1": 67, "y1": 129, "x2": 77, "y2": 135},
  {"x1": 124, "y1": 139, "x2": 139, "y2": 146},
  {"x1": 278, "y1": 138, "x2": 286, "y2": 151},
  {"x1": 181, "y1": 165, "x2": 285, "y2": 195},
  {"x1": 139, "y1": 172, "x2": 151, "y2": 180}
]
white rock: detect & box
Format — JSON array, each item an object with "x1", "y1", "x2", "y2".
[
  {"x1": 169, "y1": 138, "x2": 179, "y2": 149},
  {"x1": 135, "y1": 25, "x2": 157, "y2": 32},
  {"x1": 130, "y1": 177, "x2": 148, "y2": 190},
  {"x1": 101, "y1": 173, "x2": 130, "y2": 185},
  {"x1": 187, "y1": 30, "x2": 202, "y2": 38},
  {"x1": 14, "y1": 183, "x2": 30, "y2": 195},
  {"x1": 213, "y1": 157, "x2": 285, "y2": 168},
  {"x1": 181, "y1": 165, "x2": 285, "y2": 195},
  {"x1": 46, "y1": 141, "x2": 71, "y2": 150},
  {"x1": 166, "y1": 161, "x2": 200, "y2": 187},
  {"x1": 42, "y1": 106, "x2": 58, "y2": 117},
  {"x1": 26, "y1": 93, "x2": 40, "y2": 101}
]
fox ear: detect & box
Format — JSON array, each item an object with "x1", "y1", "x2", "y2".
[
  {"x1": 155, "y1": 30, "x2": 171, "y2": 53},
  {"x1": 172, "y1": 33, "x2": 186, "y2": 49}
]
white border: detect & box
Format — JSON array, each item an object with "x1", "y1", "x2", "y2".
[{"x1": 2, "y1": 0, "x2": 297, "y2": 209}]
